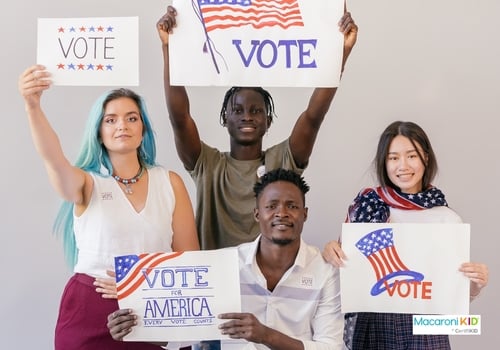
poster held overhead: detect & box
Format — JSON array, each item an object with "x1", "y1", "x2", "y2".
[{"x1": 37, "y1": 16, "x2": 139, "y2": 86}]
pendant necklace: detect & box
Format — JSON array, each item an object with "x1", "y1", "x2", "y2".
[{"x1": 112, "y1": 166, "x2": 144, "y2": 195}]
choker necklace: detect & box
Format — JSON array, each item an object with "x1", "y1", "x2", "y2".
[{"x1": 112, "y1": 166, "x2": 144, "y2": 195}]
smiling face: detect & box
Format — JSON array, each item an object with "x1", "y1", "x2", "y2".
[
  {"x1": 254, "y1": 180, "x2": 308, "y2": 246},
  {"x1": 385, "y1": 135, "x2": 427, "y2": 194},
  {"x1": 99, "y1": 97, "x2": 144, "y2": 155},
  {"x1": 224, "y1": 89, "x2": 269, "y2": 145}
]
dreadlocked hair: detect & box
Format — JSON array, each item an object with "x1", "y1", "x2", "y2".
[
  {"x1": 219, "y1": 86, "x2": 276, "y2": 126},
  {"x1": 253, "y1": 168, "x2": 310, "y2": 204}
]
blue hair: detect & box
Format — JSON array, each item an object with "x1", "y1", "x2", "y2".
[{"x1": 53, "y1": 88, "x2": 158, "y2": 268}]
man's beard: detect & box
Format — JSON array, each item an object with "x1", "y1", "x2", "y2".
[{"x1": 271, "y1": 237, "x2": 294, "y2": 246}]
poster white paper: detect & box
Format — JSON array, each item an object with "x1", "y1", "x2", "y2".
[
  {"x1": 115, "y1": 249, "x2": 241, "y2": 342},
  {"x1": 340, "y1": 223, "x2": 470, "y2": 315},
  {"x1": 169, "y1": 0, "x2": 344, "y2": 87},
  {"x1": 37, "y1": 17, "x2": 139, "y2": 86}
]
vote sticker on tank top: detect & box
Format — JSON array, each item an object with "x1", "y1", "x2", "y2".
[{"x1": 101, "y1": 192, "x2": 113, "y2": 200}]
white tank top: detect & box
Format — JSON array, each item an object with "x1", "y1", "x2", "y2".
[{"x1": 73, "y1": 166, "x2": 175, "y2": 277}]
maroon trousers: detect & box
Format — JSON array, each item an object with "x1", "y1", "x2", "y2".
[{"x1": 55, "y1": 273, "x2": 165, "y2": 350}]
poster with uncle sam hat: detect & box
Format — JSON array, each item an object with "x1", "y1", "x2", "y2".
[{"x1": 340, "y1": 223, "x2": 470, "y2": 315}]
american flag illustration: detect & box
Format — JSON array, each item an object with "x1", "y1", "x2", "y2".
[
  {"x1": 356, "y1": 228, "x2": 424, "y2": 296},
  {"x1": 115, "y1": 252, "x2": 183, "y2": 300},
  {"x1": 197, "y1": 0, "x2": 304, "y2": 32}
]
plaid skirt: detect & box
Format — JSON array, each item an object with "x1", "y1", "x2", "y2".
[
  {"x1": 55, "y1": 273, "x2": 165, "y2": 350},
  {"x1": 349, "y1": 312, "x2": 451, "y2": 350}
]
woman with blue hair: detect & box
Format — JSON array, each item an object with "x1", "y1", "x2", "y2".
[{"x1": 18, "y1": 64, "x2": 200, "y2": 350}]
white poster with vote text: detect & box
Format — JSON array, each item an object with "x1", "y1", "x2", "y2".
[
  {"x1": 115, "y1": 248, "x2": 241, "y2": 342},
  {"x1": 169, "y1": 0, "x2": 344, "y2": 87},
  {"x1": 340, "y1": 223, "x2": 470, "y2": 315},
  {"x1": 37, "y1": 17, "x2": 138, "y2": 86}
]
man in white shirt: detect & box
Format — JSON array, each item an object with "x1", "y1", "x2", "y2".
[{"x1": 108, "y1": 168, "x2": 343, "y2": 350}]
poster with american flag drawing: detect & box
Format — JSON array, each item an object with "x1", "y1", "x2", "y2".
[
  {"x1": 169, "y1": 0, "x2": 344, "y2": 87},
  {"x1": 115, "y1": 248, "x2": 240, "y2": 342},
  {"x1": 340, "y1": 223, "x2": 470, "y2": 315}
]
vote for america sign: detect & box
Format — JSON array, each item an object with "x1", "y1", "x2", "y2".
[
  {"x1": 115, "y1": 249, "x2": 241, "y2": 342},
  {"x1": 37, "y1": 17, "x2": 139, "y2": 86}
]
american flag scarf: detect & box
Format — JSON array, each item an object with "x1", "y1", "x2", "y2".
[{"x1": 347, "y1": 186, "x2": 448, "y2": 223}]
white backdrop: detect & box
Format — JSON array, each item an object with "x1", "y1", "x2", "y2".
[{"x1": 2, "y1": 1, "x2": 498, "y2": 348}]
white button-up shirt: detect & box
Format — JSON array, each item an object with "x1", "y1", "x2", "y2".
[{"x1": 222, "y1": 235, "x2": 343, "y2": 350}]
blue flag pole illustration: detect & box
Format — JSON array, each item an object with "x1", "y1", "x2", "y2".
[{"x1": 192, "y1": 0, "x2": 221, "y2": 74}]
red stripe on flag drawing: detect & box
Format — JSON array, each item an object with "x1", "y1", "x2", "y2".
[
  {"x1": 366, "y1": 247, "x2": 410, "y2": 281},
  {"x1": 386, "y1": 246, "x2": 410, "y2": 271},
  {"x1": 367, "y1": 254, "x2": 386, "y2": 281},
  {"x1": 117, "y1": 252, "x2": 184, "y2": 300},
  {"x1": 199, "y1": 0, "x2": 304, "y2": 32}
]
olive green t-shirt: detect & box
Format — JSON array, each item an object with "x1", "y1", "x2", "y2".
[{"x1": 190, "y1": 139, "x2": 304, "y2": 250}]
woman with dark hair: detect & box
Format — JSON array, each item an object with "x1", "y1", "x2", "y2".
[
  {"x1": 323, "y1": 121, "x2": 489, "y2": 350},
  {"x1": 18, "y1": 65, "x2": 200, "y2": 350}
]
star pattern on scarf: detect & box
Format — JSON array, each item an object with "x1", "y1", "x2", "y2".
[{"x1": 347, "y1": 186, "x2": 448, "y2": 223}]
